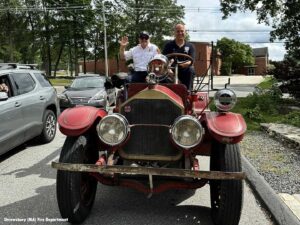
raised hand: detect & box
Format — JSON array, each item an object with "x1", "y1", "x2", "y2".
[{"x1": 119, "y1": 36, "x2": 129, "y2": 47}]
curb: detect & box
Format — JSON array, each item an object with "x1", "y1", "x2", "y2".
[
  {"x1": 242, "y1": 155, "x2": 300, "y2": 225},
  {"x1": 260, "y1": 123, "x2": 300, "y2": 150}
]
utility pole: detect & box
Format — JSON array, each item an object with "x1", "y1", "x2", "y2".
[{"x1": 103, "y1": 1, "x2": 108, "y2": 77}]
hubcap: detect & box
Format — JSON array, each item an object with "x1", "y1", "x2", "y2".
[{"x1": 46, "y1": 114, "x2": 56, "y2": 138}]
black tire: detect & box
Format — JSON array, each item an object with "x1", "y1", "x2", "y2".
[
  {"x1": 57, "y1": 135, "x2": 98, "y2": 224},
  {"x1": 210, "y1": 142, "x2": 243, "y2": 225},
  {"x1": 38, "y1": 110, "x2": 57, "y2": 143}
]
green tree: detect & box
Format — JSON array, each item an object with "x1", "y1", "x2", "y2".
[
  {"x1": 0, "y1": 0, "x2": 185, "y2": 76},
  {"x1": 217, "y1": 37, "x2": 254, "y2": 75},
  {"x1": 105, "y1": 0, "x2": 184, "y2": 49},
  {"x1": 220, "y1": 0, "x2": 300, "y2": 55}
]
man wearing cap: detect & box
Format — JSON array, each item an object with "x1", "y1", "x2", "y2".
[
  {"x1": 119, "y1": 31, "x2": 160, "y2": 83},
  {"x1": 163, "y1": 23, "x2": 195, "y2": 90}
]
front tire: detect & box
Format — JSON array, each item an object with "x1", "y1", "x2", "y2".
[
  {"x1": 210, "y1": 142, "x2": 243, "y2": 225},
  {"x1": 57, "y1": 135, "x2": 98, "y2": 224},
  {"x1": 38, "y1": 109, "x2": 57, "y2": 143}
]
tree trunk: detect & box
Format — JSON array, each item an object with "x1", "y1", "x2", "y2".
[
  {"x1": 54, "y1": 42, "x2": 65, "y2": 78},
  {"x1": 44, "y1": 11, "x2": 52, "y2": 77},
  {"x1": 82, "y1": 34, "x2": 86, "y2": 74},
  {"x1": 94, "y1": 32, "x2": 99, "y2": 74}
]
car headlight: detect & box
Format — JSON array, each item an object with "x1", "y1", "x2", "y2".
[
  {"x1": 214, "y1": 89, "x2": 237, "y2": 111},
  {"x1": 57, "y1": 94, "x2": 69, "y2": 102},
  {"x1": 171, "y1": 115, "x2": 204, "y2": 148},
  {"x1": 89, "y1": 91, "x2": 106, "y2": 101},
  {"x1": 96, "y1": 114, "x2": 129, "y2": 146}
]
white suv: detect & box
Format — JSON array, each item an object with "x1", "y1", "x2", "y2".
[{"x1": 0, "y1": 63, "x2": 60, "y2": 155}]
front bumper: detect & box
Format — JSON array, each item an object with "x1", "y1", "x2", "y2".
[
  {"x1": 59, "y1": 99, "x2": 106, "y2": 110},
  {"x1": 52, "y1": 162, "x2": 245, "y2": 180}
]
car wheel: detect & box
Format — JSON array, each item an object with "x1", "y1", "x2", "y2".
[
  {"x1": 210, "y1": 142, "x2": 243, "y2": 225},
  {"x1": 38, "y1": 110, "x2": 57, "y2": 143},
  {"x1": 57, "y1": 135, "x2": 98, "y2": 224}
]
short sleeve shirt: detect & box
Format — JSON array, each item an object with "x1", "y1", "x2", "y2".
[
  {"x1": 162, "y1": 40, "x2": 195, "y2": 61},
  {"x1": 124, "y1": 43, "x2": 159, "y2": 71}
]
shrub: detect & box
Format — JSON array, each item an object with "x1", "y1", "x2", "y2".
[{"x1": 280, "y1": 111, "x2": 300, "y2": 128}]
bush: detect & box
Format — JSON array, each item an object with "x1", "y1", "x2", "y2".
[
  {"x1": 280, "y1": 111, "x2": 300, "y2": 128},
  {"x1": 244, "y1": 105, "x2": 263, "y2": 122},
  {"x1": 243, "y1": 86, "x2": 282, "y2": 115},
  {"x1": 269, "y1": 56, "x2": 300, "y2": 100}
]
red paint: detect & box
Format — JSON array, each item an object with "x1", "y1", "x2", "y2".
[
  {"x1": 150, "y1": 85, "x2": 184, "y2": 107},
  {"x1": 127, "y1": 83, "x2": 188, "y2": 107},
  {"x1": 205, "y1": 112, "x2": 247, "y2": 143},
  {"x1": 193, "y1": 92, "x2": 209, "y2": 114},
  {"x1": 58, "y1": 106, "x2": 107, "y2": 136},
  {"x1": 90, "y1": 173, "x2": 208, "y2": 194}
]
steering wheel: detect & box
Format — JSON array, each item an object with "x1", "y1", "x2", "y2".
[{"x1": 166, "y1": 53, "x2": 194, "y2": 66}]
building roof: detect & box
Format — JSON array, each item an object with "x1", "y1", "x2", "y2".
[{"x1": 253, "y1": 47, "x2": 269, "y2": 57}]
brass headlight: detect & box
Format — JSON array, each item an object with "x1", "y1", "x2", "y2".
[
  {"x1": 171, "y1": 115, "x2": 204, "y2": 148},
  {"x1": 96, "y1": 114, "x2": 129, "y2": 146}
]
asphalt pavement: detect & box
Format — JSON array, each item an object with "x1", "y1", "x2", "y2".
[{"x1": 0, "y1": 130, "x2": 274, "y2": 225}]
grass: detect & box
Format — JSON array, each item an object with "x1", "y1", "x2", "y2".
[
  {"x1": 225, "y1": 76, "x2": 300, "y2": 131},
  {"x1": 50, "y1": 78, "x2": 72, "y2": 86},
  {"x1": 257, "y1": 76, "x2": 276, "y2": 89}
]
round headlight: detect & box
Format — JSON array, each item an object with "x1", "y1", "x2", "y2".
[
  {"x1": 171, "y1": 115, "x2": 204, "y2": 148},
  {"x1": 96, "y1": 114, "x2": 129, "y2": 146},
  {"x1": 214, "y1": 89, "x2": 237, "y2": 111}
]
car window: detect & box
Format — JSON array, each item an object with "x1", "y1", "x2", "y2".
[
  {"x1": 11, "y1": 73, "x2": 36, "y2": 95},
  {"x1": 34, "y1": 73, "x2": 52, "y2": 87},
  {"x1": 71, "y1": 77, "x2": 105, "y2": 89}
]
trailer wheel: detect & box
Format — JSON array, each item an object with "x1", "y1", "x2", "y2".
[
  {"x1": 56, "y1": 135, "x2": 98, "y2": 224},
  {"x1": 210, "y1": 142, "x2": 243, "y2": 225}
]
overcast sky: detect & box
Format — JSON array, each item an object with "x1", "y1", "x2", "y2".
[{"x1": 176, "y1": 0, "x2": 286, "y2": 61}]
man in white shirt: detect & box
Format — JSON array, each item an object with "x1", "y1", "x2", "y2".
[{"x1": 119, "y1": 31, "x2": 160, "y2": 83}]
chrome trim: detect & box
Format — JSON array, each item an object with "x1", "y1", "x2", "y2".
[
  {"x1": 170, "y1": 115, "x2": 204, "y2": 149},
  {"x1": 214, "y1": 89, "x2": 237, "y2": 112},
  {"x1": 96, "y1": 113, "x2": 129, "y2": 146}
]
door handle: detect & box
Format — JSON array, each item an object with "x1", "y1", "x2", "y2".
[
  {"x1": 15, "y1": 102, "x2": 21, "y2": 107},
  {"x1": 40, "y1": 96, "x2": 45, "y2": 100}
]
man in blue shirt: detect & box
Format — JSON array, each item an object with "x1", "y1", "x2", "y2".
[{"x1": 163, "y1": 24, "x2": 195, "y2": 90}]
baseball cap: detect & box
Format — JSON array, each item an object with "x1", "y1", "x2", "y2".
[{"x1": 139, "y1": 31, "x2": 150, "y2": 39}]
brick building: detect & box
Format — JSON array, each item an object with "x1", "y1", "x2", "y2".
[{"x1": 239, "y1": 47, "x2": 269, "y2": 75}]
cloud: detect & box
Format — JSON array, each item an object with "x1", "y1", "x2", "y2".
[{"x1": 177, "y1": 0, "x2": 286, "y2": 61}]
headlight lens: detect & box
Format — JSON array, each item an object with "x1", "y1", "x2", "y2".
[
  {"x1": 171, "y1": 115, "x2": 204, "y2": 148},
  {"x1": 214, "y1": 89, "x2": 237, "y2": 111},
  {"x1": 96, "y1": 114, "x2": 129, "y2": 146},
  {"x1": 57, "y1": 94, "x2": 69, "y2": 102},
  {"x1": 90, "y1": 91, "x2": 106, "y2": 101}
]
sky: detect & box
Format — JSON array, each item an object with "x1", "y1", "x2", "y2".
[{"x1": 176, "y1": 0, "x2": 286, "y2": 61}]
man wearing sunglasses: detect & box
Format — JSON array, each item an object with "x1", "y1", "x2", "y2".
[{"x1": 119, "y1": 31, "x2": 160, "y2": 83}]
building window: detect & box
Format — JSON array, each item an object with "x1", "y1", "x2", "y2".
[{"x1": 248, "y1": 68, "x2": 255, "y2": 75}]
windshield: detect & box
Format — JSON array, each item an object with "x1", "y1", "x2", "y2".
[{"x1": 71, "y1": 77, "x2": 105, "y2": 89}]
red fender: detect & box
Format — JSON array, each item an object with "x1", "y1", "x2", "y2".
[
  {"x1": 204, "y1": 112, "x2": 247, "y2": 144},
  {"x1": 58, "y1": 106, "x2": 107, "y2": 136}
]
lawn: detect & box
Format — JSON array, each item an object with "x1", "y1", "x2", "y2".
[{"x1": 50, "y1": 78, "x2": 73, "y2": 86}]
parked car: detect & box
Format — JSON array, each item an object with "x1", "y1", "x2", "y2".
[
  {"x1": 52, "y1": 54, "x2": 246, "y2": 225},
  {"x1": 58, "y1": 74, "x2": 116, "y2": 111},
  {"x1": 0, "y1": 63, "x2": 59, "y2": 155}
]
